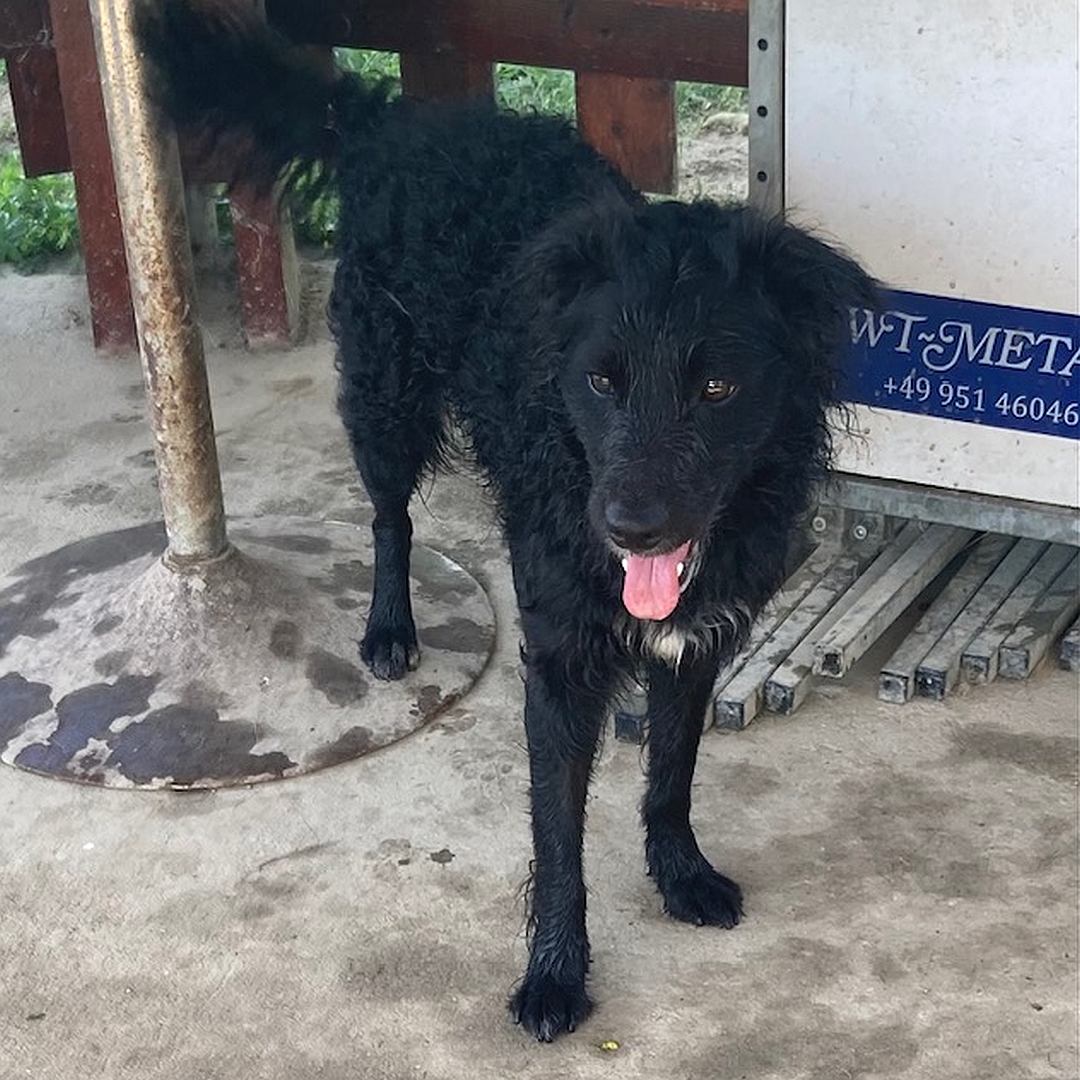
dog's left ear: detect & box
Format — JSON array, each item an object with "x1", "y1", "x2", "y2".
[
  {"x1": 729, "y1": 210, "x2": 881, "y2": 400},
  {"x1": 510, "y1": 195, "x2": 641, "y2": 379}
]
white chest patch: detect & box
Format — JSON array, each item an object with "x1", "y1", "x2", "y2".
[
  {"x1": 638, "y1": 624, "x2": 693, "y2": 666},
  {"x1": 617, "y1": 602, "x2": 753, "y2": 669}
]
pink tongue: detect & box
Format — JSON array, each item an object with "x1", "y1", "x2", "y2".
[{"x1": 621, "y1": 541, "x2": 692, "y2": 621}]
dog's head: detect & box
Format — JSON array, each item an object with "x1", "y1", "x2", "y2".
[{"x1": 516, "y1": 198, "x2": 878, "y2": 622}]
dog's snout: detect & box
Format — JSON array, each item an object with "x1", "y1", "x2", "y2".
[{"x1": 605, "y1": 499, "x2": 670, "y2": 552}]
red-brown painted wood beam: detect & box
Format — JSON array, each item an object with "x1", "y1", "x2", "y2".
[
  {"x1": 47, "y1": 0, "x2": 137, "y2": 352},
  {"x1": 1, "y1": 0, "x2": 70, "y2": 176},
  {"x1": 576, "y1": 74, "x2": 676, "y2": 193},
  {"x1": 266, "y1": 0, "x2": 749, "y2": 87}
]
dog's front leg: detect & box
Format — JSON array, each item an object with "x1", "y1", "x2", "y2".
[
  {"x1": 360, "y1": 499, "x2": 420, "y2": 680},
  {"x1": 643, "y1": 652, "x2": 743, "y2": 927},
  {"x1": 509, "y1": 646, "x2": 609, "y2": 1042}
]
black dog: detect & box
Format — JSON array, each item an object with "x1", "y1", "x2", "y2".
[{"x1": 140, "y1": 3, "x2": 878, "y2": 1041}]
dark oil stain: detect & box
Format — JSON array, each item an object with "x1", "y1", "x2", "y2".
[
  {"x1": 78, "y1": 748, "x2": 108, "y2": 778},
  {"x1": 255, "y1": 842, "x2": 337, "y2": 873},
  {"x1": 0, "y1": 436, "x2": 68, "y2": 480},
  {"x1": 411, "y1": 684, "x2": 446, "y2": 721},
  {"x1": 713, "y1": 761, "x2": 784, "y2": 800},
  {"x1": 308, "y1": 725, "x2": 375, "y2": 770},
  {"x1": 0, "y1": 521, "x2": 164, "y2": 659},
  {"x1": 105, "y1": 704, "x2": 295, "y2": 786},
  {"x1": 93, "y1": 650, "x2": 133, "y2": 678},
  {"x1": 233, "y1": 897, "x2": 277, "y2": 922},
  {"x1": 951, "y1": 724, "x2": 1079, "y2": 785},
  {"x1": 869, "y1": 949, "x2": 906, "y2": 985},
  {"x1": 677, "y1": 1010, "x2": 919, "y2": 1080},
  {"x1": 731, "y1": 766, "x2": 1002, "y2": 909},
  {"x1": 436, "y1": 712, "x2": 477, "y2": 735},
  {"x1": 339, "y1": 930, "x2": 489, "y2": 1003},
  {"x1": 429, "y1": 848, "x2": 455, "y2": 865},
  {"x1": 258, "y1": 533, "x2": 333, "y2": 555},
  {"x1": 938, "y1": 857, "x2": 994, "y2": 899},
  {"x1": 269, "y1": 620, "x2": 302, "y2": 660},
  {"x1": 0, "y1": 672, "x2": 53, "y2": 743},
  {"x1": 418, "y1": 617, "x2": 488, "y2": 654},
  {"x1": 15, "y1": 672, "x2": 159, "y2": 774},
  {"x1": 334, "y1": 597, "x2": 361, "y2": 611},
  {"x1": 123, "y1": 448, "x2": 157, "y2": 469},
  {"x1": 179, "y1": 680, "x2": 232, "y2": 713},
  {"x1": 776, "y1": 935, "x2": 850, "y2": 980},
  {"x1": 306, "y1": 649, "x2": 369, "y2": 707},
  {"x1": 234, "y1": 878, "x2": 308, "y2": 922},
  {"x1": 269, "y1": 376, "x2": 314, "y2": 395},
  {"x1": 0, "y1": 601, "x2": 58, "y2": 655},
  {"x1": 239, "y1": 874, "x2": 302, "y2": 911},
  {"x1": 307, "y1": 559, "x2": 372, "y2": 596},
  {"x1": 57, "y1": 482, "x2": 117, "y2": 507},
  {"x1": 315, "y1": 467, "x2": 357, "y2": 486},
  {"x1": 92, "y1": 614, "x2": 123, "y2": 635}
]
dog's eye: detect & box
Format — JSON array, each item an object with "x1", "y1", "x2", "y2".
[
  {"x1": 588, "y1": 372, "x2": 615, "y2": 397},
  {"x1": 701, "y1": 378, "x2": 738, "y2": 403}
]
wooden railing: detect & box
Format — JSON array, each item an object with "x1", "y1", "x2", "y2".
[{"x1": 1, "y1": 0, "x2": 749, "y2": 352}]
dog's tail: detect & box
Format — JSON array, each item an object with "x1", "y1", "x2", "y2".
[{"x1": 136, "y1": 0, "x2": 392, "y2": 192}]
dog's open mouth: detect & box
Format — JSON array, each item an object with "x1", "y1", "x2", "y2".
[{"x1": 618, "y1": 540, "x2": 695, "y2": 621}]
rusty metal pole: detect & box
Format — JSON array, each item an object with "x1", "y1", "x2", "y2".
[{"x1": 87, "y1": 0, "x2": 228, "y2": 564}]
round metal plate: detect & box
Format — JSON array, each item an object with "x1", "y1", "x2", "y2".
[{"x1": 0, "y1": 517, "x2": 494, "y2": 789}]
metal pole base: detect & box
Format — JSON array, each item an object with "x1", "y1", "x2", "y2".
[{"x1": 0, "y1": 518, "x2": 494, "y2": 790}]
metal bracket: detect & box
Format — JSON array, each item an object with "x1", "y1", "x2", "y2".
[{"x1": 748, "y1": 0, "x2": 784, "y2": 216}]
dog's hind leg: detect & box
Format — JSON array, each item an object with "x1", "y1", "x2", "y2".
[
  {"x1": 335, "y1": 292, "x2": 445, "y2": 681},
  {"x1": 643, "y1": 653, "x2": 744, "y2": 927},
  {"x1": 509, "y1": 630, "x2": 616, "y2": 1041}
]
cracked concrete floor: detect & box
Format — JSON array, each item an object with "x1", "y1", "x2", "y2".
[{"x1": 1, "y1": 267, "x2": 1077, "y2": 1080}]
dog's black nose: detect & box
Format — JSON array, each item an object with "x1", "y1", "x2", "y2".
[{"x1": 605, "y1": 499, "x2": 669, "y2": 552}]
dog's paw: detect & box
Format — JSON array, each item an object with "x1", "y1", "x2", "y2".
[
  {"x1": 658, "y1": 864, "x2": 744, "y2": 928},
  {"x1": 509, "y1": 974, "x2": 593, "y2": 1042},
  {"x1": 360, "y1": 625, "x2": 420, "y2": 680}
]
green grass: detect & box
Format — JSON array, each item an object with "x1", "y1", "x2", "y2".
[
  {"x1": 0, "y1": 52, "x2": 747, "y2": 261},
  {"x1": 0, "y1": 153, "x2": 80, "y2": 269},
  {"x1": 0, "y1": 60, "x2": 81, "y2": 269}
]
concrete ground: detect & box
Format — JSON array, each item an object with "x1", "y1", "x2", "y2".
[{"x1": 1, "y1": 266, "x2": 1077, "y2": 1080}]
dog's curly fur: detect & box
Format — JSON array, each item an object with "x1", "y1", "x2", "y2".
[{"x1": 140, "y1": 2, "x2": 879, "y2": 1042}]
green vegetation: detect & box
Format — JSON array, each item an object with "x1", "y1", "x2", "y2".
[
  {"x1": 0, "y1": 52, "x2": 748, "y2": 263},
  {"x1": 0, "y1": 60, "x2": 80, "y2": 269},
  {"x1": 0, "y1": 155, "x2": 80, "y2": 267}
]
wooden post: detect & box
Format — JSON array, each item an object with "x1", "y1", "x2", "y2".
[
  {"x1": 575, "y1": 74, "x2": 677, "y2": 194},
  {"x1": 229, "y1": 185, "x2": 301, "y2": 348},
  {"x1": 47, "y1": 0, "x2": 137, "y2": 352},
  {"x1": 400, "y1": 52, "x2": 494, "y2": 100},
  {"x1": 5, "y1": 47, "x2": 70, "y2": 177}
]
